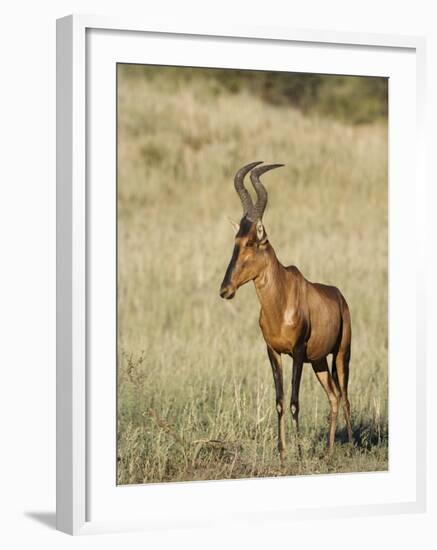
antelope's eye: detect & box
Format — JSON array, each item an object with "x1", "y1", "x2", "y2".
[{"x1": 245, "y1": 241, "x2": 254, "y2": 248}]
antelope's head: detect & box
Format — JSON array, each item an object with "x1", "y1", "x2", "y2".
[{"x1": 220, "y1": 161, "x2": 284, "y2": 300}]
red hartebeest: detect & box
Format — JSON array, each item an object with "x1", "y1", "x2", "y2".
[{"x1": 220, "y1": 161, "x2": 353, "y2": 462}]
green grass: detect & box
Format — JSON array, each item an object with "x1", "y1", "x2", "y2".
[{"x1": 117, "y1": 65, "x2": 388, "y2": 484}]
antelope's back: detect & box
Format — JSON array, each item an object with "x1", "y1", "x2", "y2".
[{"x1": 287, "y1": 266, "x2": 347, "y2": 359}]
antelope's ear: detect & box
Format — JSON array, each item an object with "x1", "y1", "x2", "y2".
[
  {"x1": 256, "y1": 220, "x2": 265, "y2": 241},
  {"x1": 228, "y1": 217, "x2": 240, "y2": 234}
]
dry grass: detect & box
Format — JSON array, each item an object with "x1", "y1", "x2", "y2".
[{"x1": 116, "y1": 66, "x2": 388, "y2": 484}]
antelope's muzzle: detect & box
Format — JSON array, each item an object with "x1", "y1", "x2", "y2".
[
  {"x1": 219, "y1": 285, "x2": 235, "y2": 300},
  {"x1": 220, "y1": 244, "x2": 239, "y2": 299}
]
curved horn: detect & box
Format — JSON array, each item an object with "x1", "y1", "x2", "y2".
[
  {"x1": 249, "y1": 163, "x2": 284, "y2": 220},
  {"x1": 234, "y1": 161, "x2": 264, "y2": 217}
]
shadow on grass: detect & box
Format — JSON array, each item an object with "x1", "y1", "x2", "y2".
[{"x1": 311, "y1": 421, "x2": 388, "y2": 451}]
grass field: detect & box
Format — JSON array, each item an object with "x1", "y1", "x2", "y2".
[{"x1": 116, "y1": 66, "x2": 388, "y2": 484}]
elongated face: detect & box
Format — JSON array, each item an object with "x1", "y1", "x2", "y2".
[{"x1": 220, "y1": 216, "x2": 268, "y2": 299}]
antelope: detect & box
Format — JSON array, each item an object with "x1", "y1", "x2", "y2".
[{"x1": 220, "y1": 161, "x2": 353, "y2": 463}]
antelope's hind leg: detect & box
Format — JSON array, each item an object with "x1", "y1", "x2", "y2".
[
  {"x1": 267, "y1": 347, "x2": 286, "y2": 465},
  {"x1": 312, "y1": 357, "x2": 340, "y2": 453},
  {"x1": 332, "y1": 349, "x2": 353, "y2": 443}
]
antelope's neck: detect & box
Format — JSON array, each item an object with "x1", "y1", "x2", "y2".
[{"x1": 253, "y1": 245, "x2": 291, "y2": 320}]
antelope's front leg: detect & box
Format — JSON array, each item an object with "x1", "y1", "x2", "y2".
[{"x1": 267, "y1": 346, "x2": 286, "y2": 465}]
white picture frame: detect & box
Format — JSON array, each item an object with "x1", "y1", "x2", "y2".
[{"x1": 56, "y1": 14, "x2": 427, "y2": 535}]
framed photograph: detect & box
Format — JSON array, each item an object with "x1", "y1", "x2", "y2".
[{"x1": 56, "y1": 14, "x2": 427, "y2": 535}]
